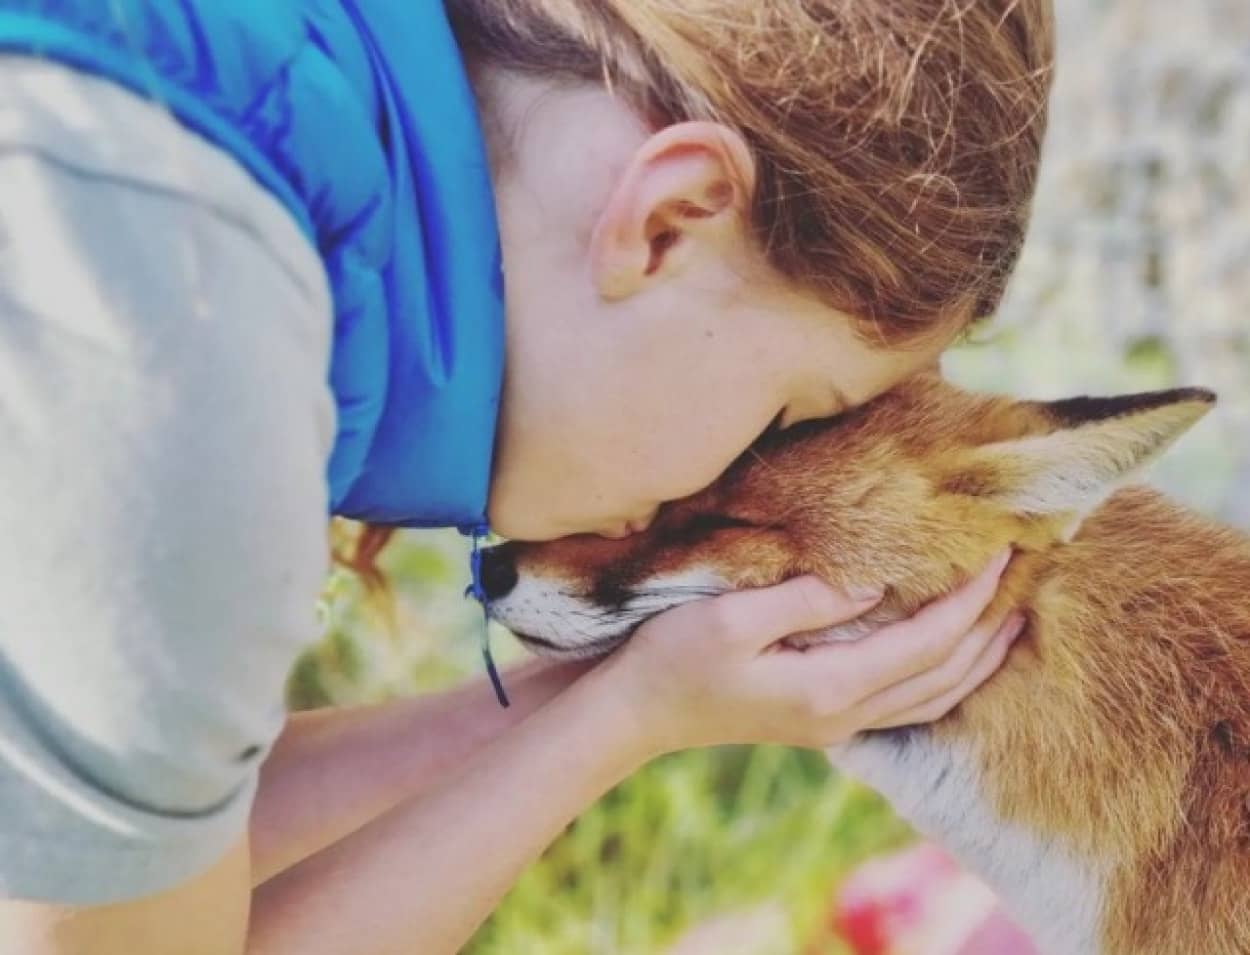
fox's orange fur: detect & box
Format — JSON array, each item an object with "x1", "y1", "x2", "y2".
[{"x1": 485, "y1": 375, "x2": 1250, "y2": 954}]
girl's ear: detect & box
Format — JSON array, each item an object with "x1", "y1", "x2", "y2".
[
  {"x1": 944, "y1": 388, "x2": 1216, "y2": 541},
  {"x1": 589, "y1": 122, "x2": 756, "y2": 301}
]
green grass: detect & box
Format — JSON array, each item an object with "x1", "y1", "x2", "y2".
[{"x1": 467, "y1": 747, "x2": 909, "y2": 955}]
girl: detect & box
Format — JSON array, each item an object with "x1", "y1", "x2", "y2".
[{"x1": 0, "y1": 1, "x2": 1053, "y2": 952}]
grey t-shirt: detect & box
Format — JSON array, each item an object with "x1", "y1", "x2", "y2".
[{"x1": 0, "y1": 58, "x2": 335, "y2": 903}]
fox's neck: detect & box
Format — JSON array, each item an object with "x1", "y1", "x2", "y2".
[
  {"x1": 825, "y1": 522, "x2": 1112, "y2": 955},
  {"x1": 823, "y1": 550, "x2": 1111, "y2": 953}
]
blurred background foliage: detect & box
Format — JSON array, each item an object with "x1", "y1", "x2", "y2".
[{"x1": 290, "y1": 1, "x2": 1249, "y2": 951}]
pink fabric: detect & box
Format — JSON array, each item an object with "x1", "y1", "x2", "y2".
[{"x1": 832, "y1": 844, "x2": 1038, "y2": 955}]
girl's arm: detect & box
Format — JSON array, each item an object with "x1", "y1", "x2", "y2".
[
  {"x1": 249, "y1": 658, "x2": 591, "y2": 884},
  {"x1": 247, "y1": 661, "x2": 649, "y2": 955}
]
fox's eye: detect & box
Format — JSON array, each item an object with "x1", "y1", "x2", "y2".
[{"x1": 679, "y1": 513, "x2": 757, "y2": 537}]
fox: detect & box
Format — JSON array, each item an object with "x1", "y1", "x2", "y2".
[{"x1": 478, "y1": 373, "x2": 1250, "y2": 955}]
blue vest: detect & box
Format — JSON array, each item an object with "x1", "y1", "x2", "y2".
[{"x1": 0, "y1": 0, "x2": 505, "y2": 529}]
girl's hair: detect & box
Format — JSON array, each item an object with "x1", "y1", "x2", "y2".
[
  {"x1": 449, "y1": 0, "x2": 1055, "y2": 345},
  {"x1": 333, "y1": 519, "x2": 394, "y2": 595}
]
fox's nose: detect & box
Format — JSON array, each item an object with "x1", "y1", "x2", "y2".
[{"x1": 479, "y1": 546, "x2": 518, "y2": 600}]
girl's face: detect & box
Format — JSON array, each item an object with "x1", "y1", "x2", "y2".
[{"x1": 478, "y1": 68, "x2": 954, "y2": 541}]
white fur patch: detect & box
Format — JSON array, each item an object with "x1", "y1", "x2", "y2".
[
  {"x1": 619, "y1": 568, "x2": 730, "y2": 616},
  {"x1": 486, "y1": 575, "x2": 616, "y2": 658},
  {"x1": 488, "y1": 567, "x2": 729, "y2": 658},
  {"x1": 830, "y1": 733, "x2": 1106, "y2": 955}
]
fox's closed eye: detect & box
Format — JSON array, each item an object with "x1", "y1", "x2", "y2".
[{"x1": 678, "y1": 513, "x2": 757, "y2": 536}]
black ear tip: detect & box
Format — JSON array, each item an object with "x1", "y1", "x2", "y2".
[
  {"x1": 1175, "y1": 387, "x2": 1218, "y2": 406},
  {"x1": 1047, "y1": 387, "x2": 1218, "y2": 426}
]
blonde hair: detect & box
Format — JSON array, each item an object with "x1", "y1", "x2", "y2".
[{"x1": 450, "y1": 0, "x2": 1055, "y2": 344}]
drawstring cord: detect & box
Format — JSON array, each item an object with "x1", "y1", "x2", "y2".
[{"x1": 465, "y1": 523, "x2": 510, "y2": 708}]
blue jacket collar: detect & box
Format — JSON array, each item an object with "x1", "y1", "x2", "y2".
[{"x1": 329, "y1": 0, "x2": 505, "y2": 529}]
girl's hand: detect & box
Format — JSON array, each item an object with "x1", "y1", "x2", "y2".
[{"x1": 597, "y1": 551, "x2": 1020, "y2": 756}]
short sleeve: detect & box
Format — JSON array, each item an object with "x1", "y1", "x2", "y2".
[{"x1": 0, "y1": 61, "x2": 335, "y2": 904}]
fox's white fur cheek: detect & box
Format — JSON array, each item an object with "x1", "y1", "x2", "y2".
[
  {"x1": 489, "y1": 568, "x2": 730, "y2": 657},
  {"x1": 486, "y1": 575, "x2": 611, "y2": 655},
  {"x1": 617, "y1": 568, "x2": 731, "y2": 616},
  {"x1": 829, "y1": 734, "x2": 1107, "y2": 955}
]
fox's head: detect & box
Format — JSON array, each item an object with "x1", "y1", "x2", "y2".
[{"x1": 483, "y1": 375, "x2": 1214, "y2": 659}]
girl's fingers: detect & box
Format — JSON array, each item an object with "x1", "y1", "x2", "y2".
[
  {"x1": 682, "y1": 574, "x2": 883, "y2": 654},
  {"x1": 866, "y1": 611, "x2": 1025, "y2": 729},
  {"x1": 858, "y1": 609, "x2": 1024, "y2": 724},
  {"x1": 763, "y1": 549, "x2": 1012, "y2": 702}
]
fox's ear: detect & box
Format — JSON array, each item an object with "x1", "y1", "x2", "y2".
[{"x1": 947, "y1": 388, "x2": 1216, "y2": 539}]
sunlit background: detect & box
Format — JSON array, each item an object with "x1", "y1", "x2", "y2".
[{"x1": 292, "y1": 2, "x2": 1249, "y2": 952}]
